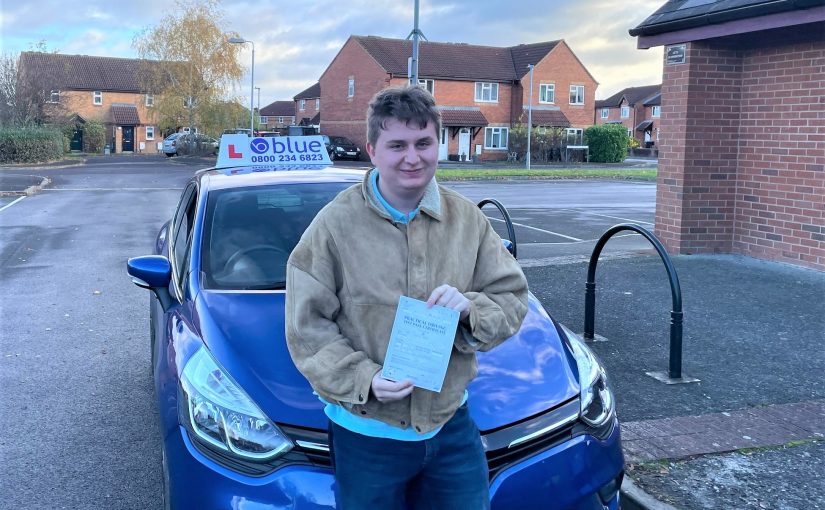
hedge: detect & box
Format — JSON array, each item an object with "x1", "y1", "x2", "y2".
[
  {"x1": 584, "y1": 124, "x2": 628, "y2": 163},
  {"x1": 0, "y1": 127, "x2": 64, "y2": 164}
]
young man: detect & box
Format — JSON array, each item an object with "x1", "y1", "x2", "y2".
[{"x1": 286, "y1": 85, "x2": 528, "y2": 509}]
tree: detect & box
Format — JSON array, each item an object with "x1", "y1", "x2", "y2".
[
  {"x1": 3, "y1": 42, "x2": 65, "y2": 127},
  {"x1": 0, "y1": 53, "x2": 17, "y2": 126},
  {"x1": 132, "y1": 0, "x2": 243, "y2": 137}
]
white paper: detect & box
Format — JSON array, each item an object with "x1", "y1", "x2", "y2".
[{"x1": 381, "y1": 296, "x2": 460, "y2": 393}]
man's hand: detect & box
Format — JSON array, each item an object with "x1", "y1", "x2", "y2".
[
  {"x1": 426, "y1": 284, "x2": 470, "y2": 320},
  {"x1": 371, "y1": 373, "x2": 414, "y2": 402}
]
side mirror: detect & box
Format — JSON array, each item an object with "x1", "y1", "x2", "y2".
[{"x1": 127, "y1": 255, "x2": 174, "y2": 311}]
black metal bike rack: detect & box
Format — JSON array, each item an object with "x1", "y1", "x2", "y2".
[
  {"x1": 584, "y1": 223, "x2": 686, "y2": 380},
  {"x1": 477, "y1": 198, "x2": 517, "y2": 259}
]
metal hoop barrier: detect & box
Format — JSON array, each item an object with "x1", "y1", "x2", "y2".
[
  {"x1": 584, "y1": 223, "x2": 684, "y2": 379},
  {"x1": 477, "y1": 198, "x2": 517, "y2": 260}
]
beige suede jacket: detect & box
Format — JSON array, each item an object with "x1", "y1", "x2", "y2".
[{"x1": 285, "y1": 170, "x2": 528, "y2": 434}]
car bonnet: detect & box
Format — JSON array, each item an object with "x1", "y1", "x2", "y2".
[{"x1": 194, "y1": 290, "x2": 579, "y2": 432}]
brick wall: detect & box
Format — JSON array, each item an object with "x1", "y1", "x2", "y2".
[
  {"x1": 295, "y1": 97, "x2": 320, "y2": 124},
  {"x1": 656, "y1": 24, "x2": 825, "y2": 270},
  {"x1": 530, "y1": 41, "x2": 598, "y2": 128}
]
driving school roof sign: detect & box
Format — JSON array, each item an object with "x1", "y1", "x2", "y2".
[{"x1": 216, "y1": 134, "x2": 331, "y2": 170}]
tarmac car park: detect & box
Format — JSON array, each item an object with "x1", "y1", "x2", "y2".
[{"x1": 126, "y1": 134, "x2": 625, "y2": 509}]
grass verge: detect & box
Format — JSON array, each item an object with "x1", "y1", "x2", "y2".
[{"x1": 435, "y1": 167, "x2": 657, "y2": 181}]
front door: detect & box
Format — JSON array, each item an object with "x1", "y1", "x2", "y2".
[
  {"x1": 70, "y1": 128, "x2": 83, "y2": 151},
  {"x1": 122, "y1": 126, "x2": 135, "y2": 152},
  {"x1": 438, "y1": 128, "x2": 448, "y2": 161},
  {"x1": 458, "y1": 128, "x2": 470, "y2": 161}
]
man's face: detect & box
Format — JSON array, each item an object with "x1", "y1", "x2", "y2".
[{"x1": 366, "y1": 118, "x2": 439, "y2": 204}]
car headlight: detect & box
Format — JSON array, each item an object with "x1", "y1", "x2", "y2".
[
  {"x1": 335, "y1": 146, "x2": 343, "y2": 151},
  {"x1": 179, "y1": 347, "x2": 293, "y2": 460},
  {"x1": 562, "y1": 325, "x2": 615, "y2": 429}
]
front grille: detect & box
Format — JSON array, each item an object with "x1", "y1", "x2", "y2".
[{"x1": 485, "y1": 422, "x2": 574, "y2": 480}]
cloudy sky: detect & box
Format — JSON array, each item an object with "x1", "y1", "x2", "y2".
[{"x1": 0, "y1": 0, "x2": 664, "y2": 107}]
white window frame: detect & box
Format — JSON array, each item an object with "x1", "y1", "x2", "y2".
[
  {"x1": 600, "y1": 108, "x2": 609, "y2": 119},
  {"x1": 315, "y1": 98, "x2": 320, "y2": 110},
  {"x1": 484, "y1": 127, "x2": 509, "y2": 150},
  {"x1": 539, "y1": 83, "x2": 555, "y2": 104},
  {"x1": 299, "y1": 99, "x2": 306, "y2": 111},
  {"x1": 569, "y1": 85, "x2": 584, "y2": 105},
  {"x1": 475, "y1": 82, "x2": 499, "y2": 103},
  {"x1": 565, "y1": 128, "x2": 584, "y2": 145},
  {"x1": 627, "y1": 129, "x2": 633, "y2": 138},
  {"x1": 620, "y1": 106, "x2": 630, "y2": 118},
  {"x1": 145, "y1": 126, "x2": 155, "y2": 141},
  {"x1": 259, "y1": 116, "x2": 268, "y2": 125},
  {"x1": 652, "y1": 106, "x2": 661, "y2": 118},
  {"x1": 93, "y1": 91, "x2": 103, "y2": 105},
  {"x1": 418, "y1": 79, "x2": 434, "y2": 95},
  {"x1": 145, "y1": 94, "x2": 154, "y2": 107},
  {"x1": 277, "y1": 116, "x2": 284, "y2": 124},
  {"x1": 347, "y1": 77, "x2": 355, "y2": 98},
  {"x1": 48, "y1": 90, "x2": 60, "y2": 103}
]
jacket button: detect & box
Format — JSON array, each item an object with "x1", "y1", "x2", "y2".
[
  {"x1": 400, "y1": 420, "x2": 406, "y2": 426},
  {"x1": 360, "y1": 410, "x2": 367, "y2": 415},
  {"x1": 358, "y1": 393, "x2": 364, "y2": 402}
]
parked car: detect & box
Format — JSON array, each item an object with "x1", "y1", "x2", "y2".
[
  {"x1": 326, "y1": 135, "x2": 362, "y2": 161},
  {"x1": 126, "y1": 149, "x2": 624, "y2": 509},
  {"x1": 161, "y1": 133, "x2": 183, "y2": 157},
  {"x1": 177, "y1": 134, "x2": 219, "y2": 156},
  {"x1": 223, "y1": 128, "x2": 253, "y2": 136}
]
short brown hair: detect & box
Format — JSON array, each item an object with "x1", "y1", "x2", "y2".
[{"x1": 366, "y1": 85, "x2": 441, "y2": 146}]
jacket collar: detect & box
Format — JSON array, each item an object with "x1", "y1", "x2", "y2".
[{"x1": 362, "y1": 169, "x2": 442, "y2": 222}]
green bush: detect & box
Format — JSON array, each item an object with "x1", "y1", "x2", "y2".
[
  {"x1": 83, "y1": 121, "x2": 106, "y2": 153},
  {"x1": 584, "y1": 124, "x2": 628, "y2": 163},
  {"x1": 0, "y1": 127, "x2": 64, "y2": 163}
]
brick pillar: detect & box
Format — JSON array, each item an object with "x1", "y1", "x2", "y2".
[{"x1": 656, "y1": 42, "x2": 743, "y2": 254}]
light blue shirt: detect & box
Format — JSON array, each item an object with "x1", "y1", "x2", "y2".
[{"x1": 323, "y1": 170, "x2": 465, "y2": 441}]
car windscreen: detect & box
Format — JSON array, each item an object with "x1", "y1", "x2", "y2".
[
  {"x1": 201, "y1": 182, "x2": 352, "y2": 290},
  {"x1": 330, "y1": 136, "x2": 354, "y2": 145}
]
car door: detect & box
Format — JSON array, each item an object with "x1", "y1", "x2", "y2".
[{"x1": 151, "y1": 183, "x2": 198, "y2": 376}]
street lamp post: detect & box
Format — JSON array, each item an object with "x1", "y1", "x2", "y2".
[
  {"x1": 229, "y1": 37, "x2": 255, "y2": 135},
  {"x1": 526, "y1": 64, "x2": 534, "y2": 170},
  {"x1": 254, "y1": 86, "x2": 261, "y2": 129}
]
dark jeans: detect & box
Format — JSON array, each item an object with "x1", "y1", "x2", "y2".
[{"x1": 328, "y1": 404, "x2": 490, "y2": 510}]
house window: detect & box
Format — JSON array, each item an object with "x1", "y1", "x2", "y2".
[
  {"x1": 621, "y1": 106, "x2": 630, "y2": 118},
  {"x1": 539, "y1": 83, "x2": 555, "y2": 104},
  {"x1": 627, "y1": 129, "x2": 633, "y2": 137},
  {"x1": 600, "y1": 108, "x2": 609, "y2": 119},
  {"x1": 48, "y1": 90, "x2": 60, "y2": 103},
  {"x1": 569, "y1": 85, "x2": 584, "y2": 105},
  {"x1": 418, "y1": 79, "x2": 434, "y2": 94},
  {"x1": 145, "y1": 94, "x2": 154, "y2": 107},
  {"x1": 315, "y1": 98, "x2": 320, "y2": 110},
  {"x1": 484, "y1": 127, "x2": 509, "y2": 149},
  {"x1": 347, "y1": 77, "x2": 355, "y2": 98},
  {"x1": 299, "y1": 99, "x2": 306, "y2": 111},
  {"x1": 652, "y1": 106, "x2": 661, "y2": 118},
  {"x1": 278, "y1": 116, "x2": 284, "y2": 124},
  {"x1": 475, "y1": 82, "x2": 498, "y2": 102},
  {"x1": 259, "y1": 116, "x2": 268, "y2": 125},
  {"x1": 565, "y1": 128, "x2": 583, "y2": 145},
  {"x1": 93, "y1": 91, "x2": 103, "y2": 105},
  {"x1": 146, "y1": 126, "x2": 155, "y2": 140}
]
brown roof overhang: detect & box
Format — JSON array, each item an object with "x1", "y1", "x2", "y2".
[
  {"x1": 439, "y1": 109, "x2": 489, "y2": 127},
  {"x1": 111, "y1": 104, "x2": 140, "y2": 125}
]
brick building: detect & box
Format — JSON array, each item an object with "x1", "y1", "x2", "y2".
[
  {"x1": 258, "y1": 100, "x2": 295, "y2": 130},
  {"x1": 319, "y1": 36, "x2": 597, "y2": 161},
  {"x1": 632, "y1": 0, "x2": 825, "y2": 270},
  {"x1": 595, "y1": 84, "x2": 662, "y2": 147},
  {"x1": 17, "y1": 52, "x2": 161, "y2": 153},
  {"x1": 294, "y1": 82, "x2": 321, "y2": 129}
]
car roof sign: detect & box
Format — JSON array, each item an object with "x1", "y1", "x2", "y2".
[{"x1": 216, "y1": 134, "x2": 332, "y2": 171}]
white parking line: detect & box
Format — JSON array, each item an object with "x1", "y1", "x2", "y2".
[
  {"x1": 557, "y1": 208, "x2": 654, "y2": 225},
  {"x1": 0, "y1": 196, "x2": 26, "y2": 212},
  {"x1": 488, "y1": 216, "x2": 582, "y2": 241},
  {"x1": 518, "y1": 233, "x2": 643, "y2": 245}
]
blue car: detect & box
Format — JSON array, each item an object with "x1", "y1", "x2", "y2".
[{"x1": 127, "y1": 156, "x2": 624, "y2": 509}]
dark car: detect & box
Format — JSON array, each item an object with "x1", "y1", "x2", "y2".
[
  {"x1": 125, "y1": 136, "x2": 624, "y2": 509},
  {"x1": 327, "y1": 135, "x2": 362, "y2": 161}
]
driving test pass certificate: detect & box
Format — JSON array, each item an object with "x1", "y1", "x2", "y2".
[{"x1": 381, "y1": 296, "x2": 460, "y2": 393}]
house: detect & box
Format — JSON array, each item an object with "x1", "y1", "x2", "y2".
[
  {"x1": 595, "y1": 84, "x2": 661, "y2": 147},
  {"x1": 294, "y1": 82, "x2": 321, "y2": 129},
  {"x1": 258, "y1": 100, "x2": 295, "y2": 130},
  {"x1": 631, "y1": 0, "x2": 825, "y2": 270},
  {"x1": 17, "y1": 52, "x2": 161, "y2": 153},
  {"x1": 319, "y1": 36, "x2": 598, "y2": 161}
]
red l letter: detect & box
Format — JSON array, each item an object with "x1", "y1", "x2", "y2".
[{"x1": 228, "y1": 144, "x2": 243, "y2": 158}]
